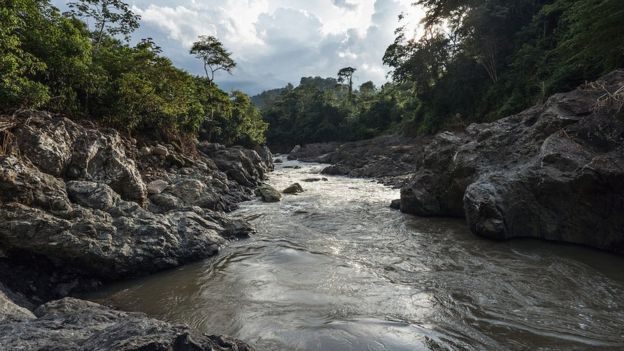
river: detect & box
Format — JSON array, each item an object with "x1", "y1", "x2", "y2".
[{"x1": 88, "y1": 158, "x2": 624, "y2": 350}]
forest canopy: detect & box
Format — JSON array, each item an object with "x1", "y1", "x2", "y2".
[
  {"x1": 0, "y1": 0, "x2": 267, "y2": 147},
  {"x1": 258, "y1": 0, "x2": 624, "y2": 147}
]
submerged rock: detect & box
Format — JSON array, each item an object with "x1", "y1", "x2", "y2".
[
  {"x1": 283, "y1": 183, "x2": 304, "y2": 194},
  {"x1": 401, "y1": 70, "x2": 624, "y2": 254},
  {"x1": 255, "y1": 184, "x2": 282, "y2": 202}
]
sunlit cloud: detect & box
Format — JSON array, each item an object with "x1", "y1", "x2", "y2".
[{"x1": 51, "y1": 0, "x2": 424, "y2": 94}]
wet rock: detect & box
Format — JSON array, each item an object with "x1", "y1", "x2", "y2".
[
  {"x1": 401, "y1": 70, "x2": 624, "y2": 254},
  {"x1": 0, "y1": 297, "x2": 253, "y2": 351},
  {"x1": 302, "y1": 178, "x2": 323, "y2": 182},
  {"x1": 321, "y1": 164, "x2": 350, "y2": 176},
  {"x1": 274, "y1": 158, "x2": 283, "y2": 163},
  {"x1": 221, "y1": 219, "x2": 256, "y2": 239},
  {"x1": 283, "y1": 183, "x2": 304, "y2": 194},
  {"x1": 255, "y1": 184, "x2": 281, "y2": 202},
  {"x1": 390, "y1": 199, "x2": 401, "y2": 210}
]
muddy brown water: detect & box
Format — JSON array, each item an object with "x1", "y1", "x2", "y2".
[{"x1": 87, "y1": 158, "x2": 624, "y2": 350}]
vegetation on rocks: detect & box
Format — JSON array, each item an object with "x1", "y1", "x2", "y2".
[
  {"x1": 256, "y1": 0, "x2": 624, "y2": 147},
  {"x1": 0, "y1": 0, "x2": 266, "y2": 146}
]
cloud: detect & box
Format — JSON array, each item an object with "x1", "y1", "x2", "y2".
[
  {"x1": 51, "y1": 0, "x2": 423, "y2": 94},
  {"x1": 332, "y1": 0, "x2": 358, "y2": 11}
]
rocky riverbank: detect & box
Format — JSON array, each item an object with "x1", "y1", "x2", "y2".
[
  {"x1": 288, "y1": 70, "x2": 624, "y2": 254},
  {"x1": 0, "y1": 111, "x2": 269, "y2": 349},
  {"x1": 288, "y1": 135, "x2": 429, "y2": 187}
]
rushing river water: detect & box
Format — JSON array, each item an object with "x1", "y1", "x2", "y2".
[{"x1": 89, "y1": 158, "x2": 624, "y2": 350}]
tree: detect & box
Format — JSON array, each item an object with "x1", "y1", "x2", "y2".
[
  {"x1": 190, "y1": 35, "x2": 236, "y2": 84},
  {"x1": 0, "y1": 0, "x2": 50, "y2": 108},
  {"x1": 359, "y1": 81, "x2": 376, "y2": 96},
  {"x1": 67, "y1": 0, "x2": 140, "y2": 51},
  {"x1": 337, "y1": 67, "x2": 356, "y2": 102}
]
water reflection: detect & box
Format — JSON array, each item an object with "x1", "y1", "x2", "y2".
[{"x1": 88, "y1": 158, "x2": 624, "y2": 350}]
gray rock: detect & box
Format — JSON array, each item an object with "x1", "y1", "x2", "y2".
[
  {"x1": 67, "y1": 129, "x2": 147, "y2": 204},
  {"x1": 152, "y1": 144, "x2": 169, "y2": 157},
  {"x1": 147, "y1": 179, "x2": 169, "y2": 195},
  {"x1": 255, "y1": 184, "x2": 282, "y2": 202},
  {"x1": 401, "y1": 70, "x2": 624, "y2": 254},
  {"x1": 66, "y1": 180, "x2": 120, "y2": 210},
  {"x1": 283, "y1": 183, "x2": 304, "y2": 194},
  {"x1": 0, "y1": 297, "x2": 253, "y2": 350},
  {"x1": 289, "y1": 145, "x2": 301, "y2": 154},
  {"x1": 0, "y1": 110, "x2": 273, "y2": 347},
  {"x1": 0, "y1": 284, "x2": 35, "y2": 323},
  {"x1": 390, "y1": 199, "x2": 401, "y2": 210},
  {"x1": 302, "y1": 177, "x2": 323, "y2": 182},
  {"x1": 287, "y1": 142, "x2": 340, "y2": 161}
]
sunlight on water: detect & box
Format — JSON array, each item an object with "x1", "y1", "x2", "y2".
[{"x1": 88, "y1": 157, "x2": 624, "y2": 350}]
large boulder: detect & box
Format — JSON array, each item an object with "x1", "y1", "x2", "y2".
[
  {"x1": 401, "y1": 70, "x2": 624, "y2": 254},
  {"x1": 9, "y1": 111, "x2": 147, "y2": 204},
  {"x1": 255, "y1": 184, "x2": 282, "y2": 202},
  {"x1": 0, "y1": 297, "x2": 253, "y2": 351},
  {"x1": 283, "y1": 183, "x2": 304, "y2": 194},
  {"x1": 67, "y1": 129, "x2": 147, "y2": 204}
]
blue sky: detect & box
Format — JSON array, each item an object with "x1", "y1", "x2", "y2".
[{"x1": 51, "y1": 0, "x2": 423, "y2": 95}]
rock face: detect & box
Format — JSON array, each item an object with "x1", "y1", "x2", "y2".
[
  {"x1": 401, "y1": 70, "x2": 624, "y2": 254},
  {"x1": 287, "y1": 142, "x2": 339, "y2": 160},
  {"x1": 0, "y1": 111, "x2": 270, "y2": 348},
  {"x1": 0, "y1": 297, "x2": 253, "y2": 350}
]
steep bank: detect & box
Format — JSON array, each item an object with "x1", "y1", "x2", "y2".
[
  {"x1": 402, "y1": 70, "x2": 624, "y2": 254},
  {"x1": 288, "y1": 70, "x2": 624, "y2": 254},
  {"x1": 0, "y1": 111, "x2": 269, "y2": 349}
]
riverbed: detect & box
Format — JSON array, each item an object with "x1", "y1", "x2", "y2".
[{"x1": 88, "y1": 158, "x2": 624, "y2": 350}]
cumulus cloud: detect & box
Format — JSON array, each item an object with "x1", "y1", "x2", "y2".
[
  {"x1": 332, "y1": 0, "x2": 358, "y2": 11},
  {"x1": 51, "y1": 0, "x2": 423, "y2": 94}
]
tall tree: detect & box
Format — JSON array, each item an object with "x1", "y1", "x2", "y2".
[
  {"x1": 337, "y1": 66, "x2": 356, "y2": 102},
  {"x1": 190, "y1": 35, "x2": 236, "y2": 84},
  {"x1": 66, "y1": 0, "x2": 140, "y2": 51}
]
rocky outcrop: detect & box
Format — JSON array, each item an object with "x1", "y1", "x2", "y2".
[
  {"x1": 0, "y1": 111, "x2": 270, "y2": 348},
  {"x1": 0, "y1": 297, "x2": 252, "y2": 350},
  {"x1": 287, "y1": 136, "x2": 428, "y2": 187},
  {"x1": 287, "y1": 142, "x2": 340, "y2": 161},
  {"x1": 401, "y1": 70, "x2": 624, "y2": 254}
]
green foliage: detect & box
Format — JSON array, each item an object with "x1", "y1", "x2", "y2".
[
  {"x1": 255, "y1": 76, "x2": 420, "y2": 146},
  {"x1": 385, "y1": 0, "x2": 624, "y2": 133},
  {"x1": 0, "y1": 0, "x2": 266, "y2": 147},
  {"x1": 67, "y1": 0, "x2": 140, "y2": 46},
  {"x1": 0, "y1": 0, "x2": 49, "y2": 108}
]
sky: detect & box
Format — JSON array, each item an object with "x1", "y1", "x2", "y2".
[{"x1": 51, "y1": 0, "x2": 424, "y2": 95}]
